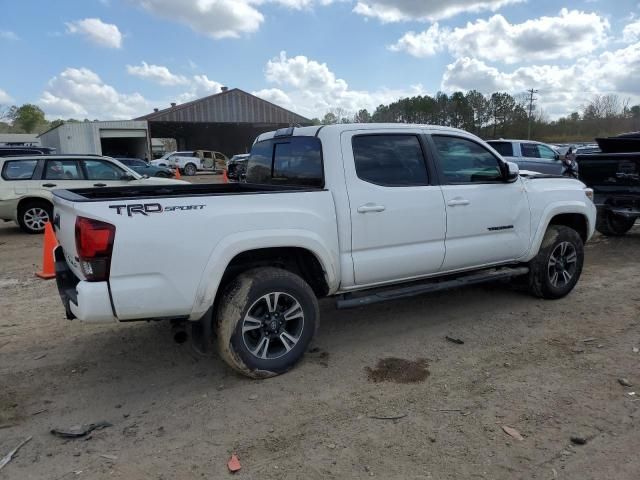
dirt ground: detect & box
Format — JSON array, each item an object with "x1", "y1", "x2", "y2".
[{"x1": 1, "y1": 178, "x2": 639, "y2": 479}]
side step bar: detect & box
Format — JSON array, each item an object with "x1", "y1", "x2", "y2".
[{"x1": 336, "y1": 266, "x2": 529, "y2": 309}]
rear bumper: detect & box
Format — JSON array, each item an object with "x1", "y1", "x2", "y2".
[
  {"x1": 0, "y1": 198, "x2": 18, "y2": 222},
  {"x1": 54, "y1": 246, "x2": 117, "y2": 323}
]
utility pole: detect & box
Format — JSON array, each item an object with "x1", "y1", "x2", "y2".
[{"x1": 527, "y1": 88, "x2": 539, "y2": 140}]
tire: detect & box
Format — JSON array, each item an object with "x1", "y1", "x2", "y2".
[
  {"x1": 596, "y1": 212, "x2": 636, "y2": 237},
  {"x1": 184, "y1": 163, "x2": 197, "y2": 176},
  {"x1": 18, "y1": 200, "x2": 52, "y2": 234},
  {"x1": 216, "y1": 267, "x2": 319, "y2": 379},
  {"x1": 527, "y1": 225, "x2": 584, "y2": 299},
  {"x1": 155, "y1": 172, "x2": 170, "y2": 178}
]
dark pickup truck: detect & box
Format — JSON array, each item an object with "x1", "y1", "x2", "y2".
[{"x1": 578, "y1": 134, "x2": 640, "y2": 236}]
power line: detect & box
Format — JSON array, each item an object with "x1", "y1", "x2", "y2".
[{"x1": 527, "y1": 88, "x2": 539, "y2": 140}]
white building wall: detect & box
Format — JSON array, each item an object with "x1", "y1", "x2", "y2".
[{"x1": 39, "y1": 121, "x2": 149, "y2": 155}]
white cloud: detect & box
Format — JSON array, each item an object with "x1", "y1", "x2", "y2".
[
  {"x1": 391, "y1": 9, "x2": 610, "y2": 63},
  {"x1": 623, "y1": 19, "x2": 640, "y2": 43},
  {"x1": 65, "y1": 18, "x2": 123, "y2": 48},
  {"x1": 353, "y1": 0, "x2": 524, "y2": 22},
  {"x1": 127, "y1": 62, "x2": 189, "y2": 85},
  {"x1": 40, "y1": 67, "x2": 149, "y2": 119},
  {"x1": 260, "y1": 51, "x2": 426, "y2": 117},
  {"x1": 132, "y1": 0, "x2": 264, "y2": 39},
  {"x1": 0, "y1": 30, "x2": 19, "y2": 41},
  {"x1": 0, "y1": 88, "x2": 13, "y2": 103},
  {"x1": 131, "y1": 0, "x2": 342, "y2": 39},
  {"x1": 441, "y1": 41, "x2": 640, "y2": 117},
  {"x1": 191, "y1": 74, "x2": 224, "y2": 96},
  {"x1": 252, "y1": 88, "x2": 295, "y2": 110}
]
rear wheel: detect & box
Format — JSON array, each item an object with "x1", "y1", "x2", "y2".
[
  {"x1": 18, "y1": 200, "x2": 52, "y2": 234},
  {"x1": 216, "y1": 267, "x2": 319, "y2": 378},
  {"x1": 155, "y1": 171, "x2": 170, "y2": 178},
  {"x1": 184, "y1": 163, "x2": 197, "y2": 176},
  {"x1": 596, "y1": 212, "x2": 636, "y2": 236}
]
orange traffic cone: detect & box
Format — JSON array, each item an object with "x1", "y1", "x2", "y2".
[
  {"x1": 174, "y1": 167, "x2": 182, "y2": 179},
  {"x1": 222, "y1": 169, "x2": 228, "y2": 184},
  {"x1": 36, "y1": 222, "x2": 58, "y2": 280}
]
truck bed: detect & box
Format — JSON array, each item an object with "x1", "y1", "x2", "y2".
[{"x1": 53, "y1": 182, "x2": 323, "y2": 202}]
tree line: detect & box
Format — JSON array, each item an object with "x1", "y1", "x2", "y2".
[
  {"x1": 3, "y1": 91, "x2": 640, "y2": 144},
  {"x1": 313, "y1": 92, "x2": 640, "y2": 143},
  {"x1": 0, "y1": 104, "x2": 91, "y2": 135}
]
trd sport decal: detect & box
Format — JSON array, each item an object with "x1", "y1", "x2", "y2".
[{"x1": 109, "y1": 203, "x2": 205, "y2": 216}]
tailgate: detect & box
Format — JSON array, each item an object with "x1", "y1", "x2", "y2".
[{"x1": 52, "y1": 195, "x2": 85, "y2": 280}]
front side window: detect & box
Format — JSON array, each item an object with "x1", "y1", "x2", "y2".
[
  {"x1": 45, "y1": 160, "x2": 82, "y2": 180},
  {"x1": 1, "y1": 160, "x2": 38, "y2": 180},
  {"x1": 432, "y1": 135, "x2": 503, "y2": 184},
  {"x1": 82, "y1": 160, "x2": 126, "y2": 180},
  {"x1": 538, "y1": 145, "x2": 558, "y2": 160},
  {"x1": 352, "y1": 135, "x2": 428, "y2": 187},
  {"x1": 246, "y1": 136, "x2": 323, "y2": 187}
]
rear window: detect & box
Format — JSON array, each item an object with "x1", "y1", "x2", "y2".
[
  {"x1": 1, "y1": 159, "x2": 39, "y2": 180},
  {"x1": 246, "y1": 136, "x2": 323, "y2": 187},
  {"x1": 487, "y1": 141, "x2": 514, "y2": 157}
]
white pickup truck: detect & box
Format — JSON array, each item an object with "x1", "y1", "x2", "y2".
[{"x1": 52, "y1": 124, "x2": 596, "y2": 378}]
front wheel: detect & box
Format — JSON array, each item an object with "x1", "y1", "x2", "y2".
[
  {"x1": 528, "y1": 225, "x2": 584, "y2": 299},
  {"x1": 183, "y1": 163, "x2": 197, "y2": 176},
  {"x1": 216, "y1": 267, "x2": 319, "y2": 378},
  {"x1": 596, "y1": 212, "x2": 636, "y2": 237}
]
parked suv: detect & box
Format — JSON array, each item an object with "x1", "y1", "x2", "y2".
[
  {"x1": 487, "y1": 139, "x2": 573, "y2": 175},
  {"x1": 0, "y1": 155, "x2": 185, "y2": 233}
]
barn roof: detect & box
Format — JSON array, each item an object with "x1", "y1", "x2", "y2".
[{"x1": 136, "y1": 88, "x2": 310, "y2": 125}]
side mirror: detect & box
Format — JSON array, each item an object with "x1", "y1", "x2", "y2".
[
  {"x1": 505, "y1": 161, "x2": 519, "y2": 182},
  {"x1": 554, "y1": 153, "x2": 560, "y2": 161},
  {"x1": 122, "y1": 173, "x2": 136, "y2": 181}
]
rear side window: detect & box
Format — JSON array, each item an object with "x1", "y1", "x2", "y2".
[
  {"x1": 352, "y1": 135, "x2": 428, "y2": 186},
  {"x1": 1, "y1": 160, "x2": 38, "y2": 180},
  {"x1": 487, "y1": 141, "x2": 514, "y2": 157},
  {"x1": 246, "y1": 137, "x2": 323, "y2": 187},
  {"x1": 45, "y1": 160, "x2": 82, "y2": 180},
  {"x1": 521, "y1": 143, "x2": 541, "y2": 158}
]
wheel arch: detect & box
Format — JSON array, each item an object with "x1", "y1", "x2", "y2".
[
  {"x1": 189, "y1": 231, "x2": 339, "y2": 320},
  {"x1": 17, "y1": 195, "x2": 53, "y2": 214},
  {"x1": 525, "y1": 202, "x2": 593, "y2": 261}
]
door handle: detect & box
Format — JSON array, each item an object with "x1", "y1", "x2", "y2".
[
  {"x1": 93, "y1": 183, "x2": 107, "y2": 187},
  {"x1": 447, "y1": 198, "x2": 470, "y2": 207},
  {"x1": 357, "y1": 204, "x2": 386, "y2": 214},
  {"x1": 42, "y1": 183, "x2": 57, "y2": 188}
]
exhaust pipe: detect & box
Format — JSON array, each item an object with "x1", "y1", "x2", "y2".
[{"x1": 171, "y1": 321, "x2": 188, "y2": 344}]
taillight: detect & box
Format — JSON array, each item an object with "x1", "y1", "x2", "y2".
[{"x1": 75, "y1": 216, "x2": 115, "y2": 282}]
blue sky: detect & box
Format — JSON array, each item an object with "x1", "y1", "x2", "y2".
[{"x1": 1, "y1": 0, "x2": 639, "y2": 120}]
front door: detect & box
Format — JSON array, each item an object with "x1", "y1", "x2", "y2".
[
  {"x1": 519, "y1": 142, "x2": 562, "y2": 175},
  {"x1": 81, "y1": 159, "x2": 130, "y2": 187},
  {"x1": 429, "y1": 134, "x2": 531, "y2": 271},
  {"x1": 342, "y1": 130, "x2": 447, "y2": 286}
]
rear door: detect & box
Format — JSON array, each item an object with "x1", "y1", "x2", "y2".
[
  {"x1": 342, "y1": 129, "x2": 446, "y2": 286},
  {"x1": 37, "y1": 159, "x2": 85, "y2": 196},
  {"x1": 429, "y1": 134, "x2": 530, "y2": 271}
]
